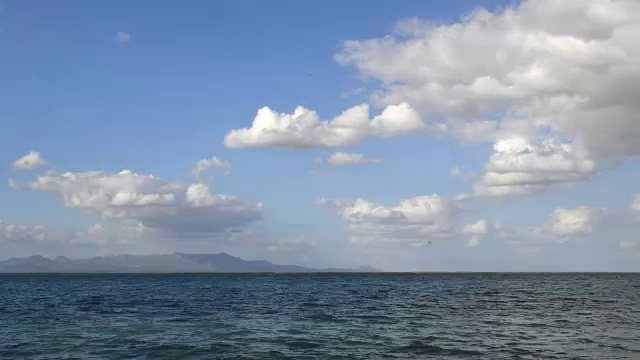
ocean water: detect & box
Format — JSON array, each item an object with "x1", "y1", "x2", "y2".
[{"x1": 0, "y1": 274, "x2": 639, "y2": 359}]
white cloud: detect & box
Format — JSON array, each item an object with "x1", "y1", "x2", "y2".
[
  {"x1": 462, "y1": 219, "x2": 489, "y2": 235},
  {"x1": 546, "y1": 206, "x2": 607, "y2": 236},
  {"x1": 192, "y1": 156, "x2": 231, "y2": 178},
  {"x1": 496, "y1": 206, "x2": 607, "y2": 247},
  {"x1": 12, "y1": 151, "x2": 46, "y2": 170},
  {"x1": 336, "y1": 0, "x2": 640, "y2": 194},
  {"x1": 327, "y1": 152, "x2": 382, "y2": 166},
  {"x1": 116, "y1": 32, "x2": 131, "y2": 43},
  {"x1": 468, "y1": 236, "x2": 482, "y2": 247},
  {"x1": 224, "y1": 103, "x2": 443, "y2": 149},
  {"x1": 0, "y1": 221, "x2": 46, "y2": 242},
  {"x1": 462, "y1": 219, "x2": 491, "y2": 247},
  {"x1": 21, "y1": 169, "x2": 262, "y2": 236},
  {"x1": 318, "y1": 195, "x2": 454, "y2": 246},
  {"x1": 494, "y1": 205, "x2": 612, "y2": 251},
  {"x1": 473, "y1": 137, "x2": 596, "y2": 197}
]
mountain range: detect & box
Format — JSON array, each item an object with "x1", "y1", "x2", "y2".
[{"x1": 0, "y1": 253, "x2": 380, "y2": 273}]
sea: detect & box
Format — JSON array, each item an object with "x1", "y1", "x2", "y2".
[{"x1": 0, "y1": 273, "x2": 639, "y2": 359}]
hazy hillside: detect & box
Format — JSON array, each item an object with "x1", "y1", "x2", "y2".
[{"x1": 0, "y1": 253, "x2": 380, "y2": 273}]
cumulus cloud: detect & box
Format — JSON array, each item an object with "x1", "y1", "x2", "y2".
[
  {"x1": 495, "y1": 206, "x2": 611, "y2": 250},
  {"x1": 224, "y1": 103, "x2": 443, "y2": 149},
  {"x1": 468, "y1": 236, "x2": 482, "y2": 248},
  {"x1": 545, "y1": 206, "x2": 607, "y2": 236},
  {"x1": 192, "y1": 156, "x2": 231, "y2": 178},
  {"x1": 21, "y1": 169, "x2": 262, "y2": 236},
  {"x1": 327, "y1": 152, "x2": 382, "y2": 166},
  {"x1": 12, "y1": 151, "x2": 46, "y2": 170},
  {"x1": 473, "y1": 137, "x2": 596, "y2": 196},
  {"x1": 318, "y1": 195, "x2": 454, "y2": 246},
  {"x1": 336, "y1": 0, "x2": 640, "y2": 195},
  {"x1": 462, "y1": 219, "x2": 492, "y2": 247},
  {"x1": 462, "y1": 219, "x2": 489, "y2": 235},
  {"x1": 116, "y1": 32, "x2": 131, "y2": 43}
]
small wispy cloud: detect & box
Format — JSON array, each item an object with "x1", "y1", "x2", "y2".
[
  {"x1": 8, "y1": 179, "x2": 20, "y2": 189},
  {"x1": 116, "y1": 32, "x2": 131, "y2": 43},
  {"x1": 12, "y1": 151, "x2": 46, "y2": 170},
  {"x1": 450, "y1": 166, "x2": 476, "y2": 182},
  {"x1": 340, "y1": 87, "x2": 365, "y2": 99},
  {"x1": 327, "y1": 152, "x2": 382, "y2": 166},
  {"x1": 619, "y1": 240, "x2": 638, "y2": 250},
  {"x1": 192, "y1": 157, "x2": 231, "y2": 179}
]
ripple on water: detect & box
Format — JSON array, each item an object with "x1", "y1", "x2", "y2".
[{"x1": 0, "y1": 273, "x2": 639, "y2": 359}]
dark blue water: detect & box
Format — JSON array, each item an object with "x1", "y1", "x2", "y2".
[{"x1": 0, "y1": 274, "x2": 639, "y2": 359}]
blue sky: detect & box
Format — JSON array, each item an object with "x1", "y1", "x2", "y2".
[{"x1": 1, "y1": 0, "x2": 640, "y2": 271}]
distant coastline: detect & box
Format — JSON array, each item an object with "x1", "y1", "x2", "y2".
[{"x1": 0, "y1": 253, "x2": 381, "y2": 274}]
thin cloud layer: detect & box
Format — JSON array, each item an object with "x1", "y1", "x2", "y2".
[
  {"x1": 0, "y1": 222, "x2": 46, "y2": 243},
  {"x1": 327, "y1": 152, "x2": 382, "y2": 166},
  {"x1": 72, "y1": 221, "x2": 149, "y2": 246},
  {"x1": 22, "y1": 170, "x2": 263, "y2": 236},
  {"x1": 619, "y1": 240, "x2": 638, "y2": 249},
  {"x1": 224, "y1": 103, "x2": 443, "y2": 149},
  {"x1": 116, "y1": 32, "x2": 131, "y2": 43}
]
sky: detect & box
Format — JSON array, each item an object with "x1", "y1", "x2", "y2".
[{"x1": 1, "y1": 0, "x2": 640, "y2": 271}]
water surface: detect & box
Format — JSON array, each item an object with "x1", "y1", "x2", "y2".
[{"x1": 1, "y1": 273, "x2": 639, "y2": 359}]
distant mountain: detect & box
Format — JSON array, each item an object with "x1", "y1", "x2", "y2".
[{"x1": 0, "y1": 253, "x2": 381, "y2": 273}]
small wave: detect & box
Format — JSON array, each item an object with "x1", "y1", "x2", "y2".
[
  {"x1": 397, "y1": 341, "x2": 484, "y2": 356},
  {"x1": 284, "y1": 340, "x2": 323, "y2": 349}
]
